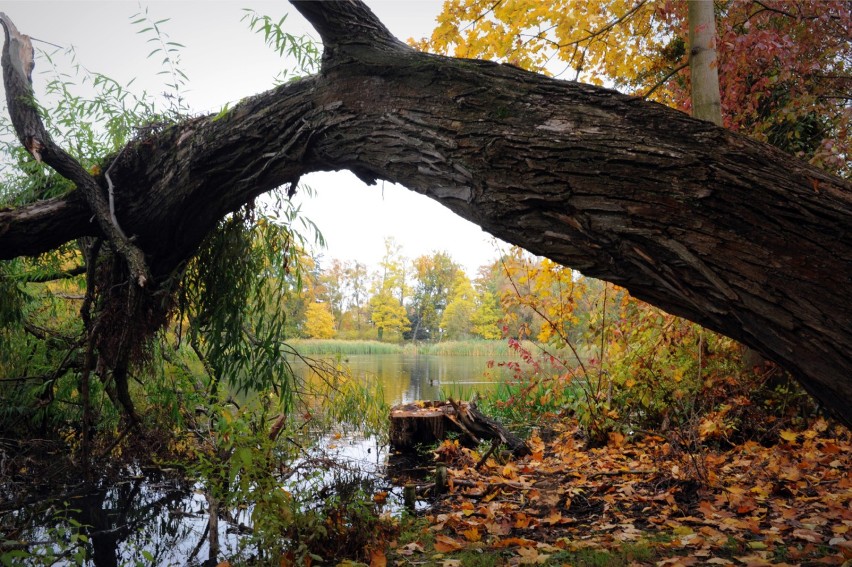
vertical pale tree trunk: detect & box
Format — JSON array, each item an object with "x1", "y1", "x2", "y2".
[
  {"x1": 689, "y1": 2, "x2": 771, "y2": 376},
  {"x1": 689, "y1": 0, "x2": 723, "y2": 125}
]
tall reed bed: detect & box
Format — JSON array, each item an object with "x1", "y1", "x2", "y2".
[
  {"x1": 406, "y1": 340, "x2": 541, "y2": 357},
  {"x1": 288, "y1": 339, "x2": 568, "y2": 357},
  {"x1": 286, "y1": 339, "x2": 403, "y2": 355}
]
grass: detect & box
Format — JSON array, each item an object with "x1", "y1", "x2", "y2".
[
  {"x1": 287, "y1": 339, "x2": 554, "y2": 357},
  {"x1": 405, "y1": 340, "x2": 521, "y2": 357},
  {"x1": 389, "y1": 520, "x2": 664, "y2": 566},
  {"x1": 286, "y1": 339, "x2": 403, "y2": 355}
]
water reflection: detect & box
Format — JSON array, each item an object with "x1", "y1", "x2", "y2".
[
  {"x1": 294, "y1": 353, "x2": 509, "y2": 405},
  {"x1": 2, "y1": 354, "x2": 511, "y2": 565},
  {"x1": 2, "y1": 470, "x2": 241, "y2": 566}
]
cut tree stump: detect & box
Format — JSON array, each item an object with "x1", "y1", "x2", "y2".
[{"x1": 389, "y1": 399, "x2": 530, "y2": 457}]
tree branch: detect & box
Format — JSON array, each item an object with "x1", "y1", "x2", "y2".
[
  {"x1": 0, "y1": 1, "x2": 850, "y2": 426},
  {"x1": 643, "y1": 61, "x2": 689, "y2": 99},
  {"x1": 0, "y1": 13, "x2": 150, "y2": 287},
  {"x1": 22, "y1": 264, "x2": 86, "y2": 283},
  {"x1": 289, "y1": 0, "x2": 409, "y2": 59}
]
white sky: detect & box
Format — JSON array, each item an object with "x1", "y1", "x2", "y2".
[{"x1": 1, "y1": 1, "x2": 504, "y2": 275}]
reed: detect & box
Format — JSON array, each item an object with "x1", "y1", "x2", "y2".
[
  {"x1": 286, "y1": 339, "x2": 403, "y2": 355},
  {"x1": 287, "y1": 339, "x2": 576, "y2": 358},
  {"x1": 402, "y1": 340, "x2": 535, "y2": 356}
]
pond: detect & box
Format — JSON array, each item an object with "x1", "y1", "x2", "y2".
[
  {"x1": 292, "y1": 353, "x2": 512, "y2": 405},
  {"x1": 1, "y1": 352, "x2": 517, "y2": 566}
]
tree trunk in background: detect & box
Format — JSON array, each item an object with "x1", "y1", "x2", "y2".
[
  {"x1": 689, "y1": 1, "x2": 766, "y2": 373},
  {"x1": 688, "y1": 0, "x2": 723, "y2": 125},
  {"x1": 1, "y1": 1, "x2": 851, "y2": 426}
]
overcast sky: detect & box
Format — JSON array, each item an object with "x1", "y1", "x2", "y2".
[{"x1": 1, "y1": 1, "x2": 504, "y2": 275}]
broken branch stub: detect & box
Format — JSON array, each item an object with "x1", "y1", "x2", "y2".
[{"x1": 0, "y1": 13, "x2": 150, "y2": 288}]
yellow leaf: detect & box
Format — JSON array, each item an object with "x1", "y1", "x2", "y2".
[{"x1": 779, "y1": 430, "x2": 798, "y2": 443}]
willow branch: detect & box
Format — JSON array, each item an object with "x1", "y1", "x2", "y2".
[{"x1": 0, "y1": 13, "x2": 149, "y2": 287}]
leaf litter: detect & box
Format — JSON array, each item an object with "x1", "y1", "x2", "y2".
[{"x1": 388, "y1": 418, "x2": 851, "y2": 565}]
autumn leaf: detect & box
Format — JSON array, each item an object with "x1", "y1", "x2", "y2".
[
  {"x1": 502, "y1": 462, "x2": 517, "y2": 479},
  {"x1": 792, "y1": 528, "x2": 824, "y2": 543},
  {"x1": 517, "y1": 546, "x2": 549, "y2": 564},
  {"x1": 492, "y1": 537, "x2": 538, "y2": 548},
  {"x1": 780, "y1": 430, "x2": 799, "y2": 444},
  {"x1": 369, "y1": 548, "x2": 387, "y2": 567},
  {"x1": 513, "y1": 512, "x2": 532, "y2": 529},
  {"x1": 434, "y1": 534, "x2": 465, "y2": 553},
  {"x1": 657, "y1": 557, "x2": 698, "y2": 566},
  {"x1": 397, "y1": 542, "x2": 424, "y2": 556},
  {"x1": 607, "y1": 431, "x2": 625, "y2": 447}
]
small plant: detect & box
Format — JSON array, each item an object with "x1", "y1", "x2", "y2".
[{"x1": 0, "y1": 508, "x2": 90, "y2": 567}]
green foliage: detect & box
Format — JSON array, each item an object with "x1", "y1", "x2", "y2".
[
  {"x1": 286, "y1": 338, "x2": 403, "y2": 355},
  {"x1": 412, "y1": 339, "x2": 533, "y2": 357},
  {"x1": 471, "y1": 290, "x2": 502, "y2": 340},
  {"x1": 178, "y1": 196, "x2": 321, "y2": 401},
  {"x1": 478, "y1": 340, "x2": 581, "y2": 434},
  {"x1": 441, "y1": 272, "x2": 477, "y2": 340},
  {"x1": 241, "y1": 9, "x2": 321, "y2": 84},
  {"x1": 0, "y1": 261, "x2": 24, "y2": 328},
  {"x1": 0, "y1": 508, "x2": 90, "y2": 567},
  {"x1": 409, "y1": 252, "x2": 461, "y2": 340},
  {"x1": 180, "y1": 368, "x2": 389, "y2": 564},
  {"x1": 131, "y1": 7, "x2": 190, "y2": 117}
]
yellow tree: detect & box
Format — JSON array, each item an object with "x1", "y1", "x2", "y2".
[
  {"x1": 414, "y1": 0, "x2": 664, "y2": 87},
  {"x1": 409, "y1": 252, "x2": 461, "y2": 340},
  {"x1": 440, "y1": 272, "x2": 477, "y2": 340},
  {"x1": 471, "y1": 290, "x2": 502, "y2": 340},
  {"x1": 416, "y1": 0, "x2": 850, "y2": 177},
  {"x1": 368, "y1": 288, "x2": 410, "y2": 341},
  {"x1": 303, "y1": 302, "x2": 336, "y2": 339}
]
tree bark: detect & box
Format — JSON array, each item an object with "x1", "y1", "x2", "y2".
[
  {"x1": 688, "y1": 0, "x2": 723, "y2": 125},
  {"x1": 1, "y1": 2, "x2": 850, "y2": 425}
]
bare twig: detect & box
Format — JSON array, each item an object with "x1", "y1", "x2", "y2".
[{"x1": 643, "y1": 61, "x2": 688, "y2": 100}]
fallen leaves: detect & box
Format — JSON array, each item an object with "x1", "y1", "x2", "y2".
[{"x1": 400, "y1": 418, "x2": 851, "y2": 565}]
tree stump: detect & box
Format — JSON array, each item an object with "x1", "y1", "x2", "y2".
[{"x1": 389, "y1": 399, "x2": 530, "y2": 457}]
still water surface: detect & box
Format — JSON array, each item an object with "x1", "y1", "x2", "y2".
[
  {"x1": 6, "y1": 353, "x2": 514, "y2": 566},
  {"x1": 293, "y1": 353, "x2": 511, "y2": 404}
]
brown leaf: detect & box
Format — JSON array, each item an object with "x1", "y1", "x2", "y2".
[
  {"x1": 434, "y1": 534, "x2": 465, "y2": 553},
  {"x1": 369, "y1": 548, "x2": 387, "y2": 567}
]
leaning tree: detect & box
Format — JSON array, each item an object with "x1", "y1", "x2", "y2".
[{"x1": 1, "y1": 1, "x2": 850, "y2": 425}]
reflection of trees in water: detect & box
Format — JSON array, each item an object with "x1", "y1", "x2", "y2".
[
  {"x1": 289, "y1": 354, "x2": 509, "y2": 406},
  {"x1": 70, "y1": 476, "x2": 192, "y2": 566},
  {"x1": 8, "y1": 473, "x2": 208, "y2": 566},
  {"x1": 406, "y1": 356, "x2": 431, "y2": 402}
]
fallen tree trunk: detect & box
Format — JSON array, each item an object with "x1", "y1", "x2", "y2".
[
  {"x1": 1, "y1": 2, "x2": 850, "y2": 425},
  {"x1": 390, "y1": 400, "x2": 530, "y2": 457}
]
